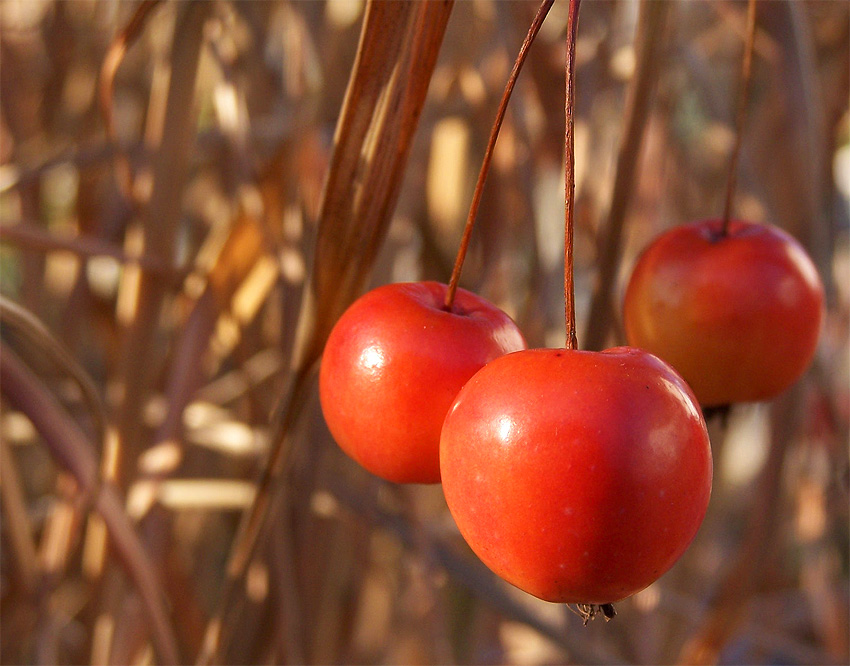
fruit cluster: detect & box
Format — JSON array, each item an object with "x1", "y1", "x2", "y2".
[
  {"x1": 319, "y1": 214, "x2": 823, "y2": 607},
  {"x1": 319, "y1": 276, "x2": 716, "y2": 605},
  {"x1": 317, "y1": 0, "x2": 824, "y2": 611}
]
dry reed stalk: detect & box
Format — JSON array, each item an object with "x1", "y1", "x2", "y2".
[
  {"x1": 196, "y1": 2, "x2": 455, "y2": 663},
  {"x1": 582, "y1": 0, "x2": 670, "y2": 350},
  {"x1": 677, "y1": 388, "x2": 801, "y2": 665},
  {"x1": 0, "y1": 436, "x2": 41, "y2": 594},
  {"x1": 770, "y1": 2, "x2": 835, "y2": 265},
  {"x1": 114, "y1": 1, "x2": 211, "y2": 466},
  {"x1": 0, "y1": 346, "x2": 180, "y2": 665},
  {"x1": 98, "y1": 0, "x2": 163, "y2": 203},
  {"x1": 99, "y1": 11, "x2": 212, "y2": 646}
]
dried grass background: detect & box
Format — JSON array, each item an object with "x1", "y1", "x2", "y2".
[{"x1": 0, "y1": 1, "x2": 848, "y2": 665}]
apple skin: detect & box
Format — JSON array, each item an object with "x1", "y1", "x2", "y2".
[
  {"x1": 623, "y1": 219, "x2": 825, "y2": 407},
  {"x1": 319, "y1": 281, "x2": 526, "y2": 484},
  {"x1": 439, "y1": 346, "x2": 712, "y2": 604}
]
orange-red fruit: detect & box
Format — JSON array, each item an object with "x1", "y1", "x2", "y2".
[
  {"x1": 623, "y1": 219, "x2": 825, "y2": 407},
  {"x1": 319, "y1": 281, "x2": 526, "y2": 484},
  {"x1": 440, "y1": 347, "x2": 712, "y2": 604}
]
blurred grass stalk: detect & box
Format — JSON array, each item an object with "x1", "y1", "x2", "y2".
[
  {"x1": 0, "y1": 344, "x2": 179, "y2": 665},
  {"x1": 197, "y1": 2, "x2": 455, "y2": 663}
]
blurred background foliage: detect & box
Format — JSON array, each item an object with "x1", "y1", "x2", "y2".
[{"x1": 0, "y1": 1, "x2": 848, "y2": 664}]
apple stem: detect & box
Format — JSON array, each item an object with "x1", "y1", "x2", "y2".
[
  {"x1": 721, "y1": 0, "x2": 758, "y2": 237},
  {"x1": 564, "y1": 0, "x2": 581, "y2": 350},
  {"x1": 444, "y1": 0, "x2": 555, "y2": 311}
]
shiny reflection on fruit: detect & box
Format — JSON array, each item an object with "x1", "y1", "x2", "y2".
[{"x1": 359, "y1": 344, "x2": 386, "y2": 374}]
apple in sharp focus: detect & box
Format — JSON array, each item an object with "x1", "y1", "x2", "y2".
[
  {"x1": 319, "y1": 281, "x2": 526, "y2": 484},
  {"x1": 440, "y1": 346, "x2": 712, "y2": 604}
]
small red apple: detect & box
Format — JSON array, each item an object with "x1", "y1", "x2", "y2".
[
  {"x1": 319, "y1": 281, "x2": 526, "y2": 484},
  {"x1": 623, "y1": 219, "x2": 825, "y2": 407},
  {"x1": 439, "y1": 346, "x2": 712, "y2": 604}
]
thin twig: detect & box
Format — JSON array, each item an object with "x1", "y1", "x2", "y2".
[
  {"x1": 443, "y1": 0, "x2": 555, "y2": 310},
  {"x1": 721, "y1": 0, "x2": 758, "y2": 235}
]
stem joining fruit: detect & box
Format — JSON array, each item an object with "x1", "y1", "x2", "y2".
[
  {"x1": 563, "y1": 0, "x2": 581, "y2": 350},
  {"x1": 444, "y1": 0, "x2": 555, "y2": 310},
  {"x1": 721, "y1": 0, "x2": 758, "y2": 237}
]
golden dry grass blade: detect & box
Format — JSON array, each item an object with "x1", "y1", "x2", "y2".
[
  {"x1": 0, "y1": 346, "x2": 180, "y2": 666},
  {"x1": 292, "y1": 0, "x2": 456, "y2": 372}
]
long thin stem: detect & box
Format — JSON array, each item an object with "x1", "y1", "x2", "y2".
[
  {"x1": 444, "y1": 0, "x2": 555, "y2": 310},
  {"x1": 564, "y1": 0, "x2": 581, "y2": 350},
  {"x1": 721, "y1": 0, "x2": 758, "y2": 236}
]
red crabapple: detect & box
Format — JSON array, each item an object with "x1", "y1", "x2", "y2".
[
  {"x1": 320, "y1": 281, "x2": 526, "y2": 484},
  {"x1": 440, "y1": 346, "x2": 712, "y2": 604},
  {"x1": 623, "y1": 219, "x2": 825, "y2": 406}
]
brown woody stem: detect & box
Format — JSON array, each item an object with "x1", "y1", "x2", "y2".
[
  {"x1": 721, "y1": 0, "x2": 758, "y2": 236},
  {"x1": 444, "y1": 0, "x2": 555, "y2": 310},
  {"x1": 564, "y1": 0, "x2": 581, "y2": 349}
]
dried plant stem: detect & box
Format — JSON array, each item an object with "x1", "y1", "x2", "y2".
[
  {"x1": 564, "y1": 0, "x2": 581, "y2": 350},
  {"x1": 443, "y1": 0, "x2": 554, "y2": 310},
  {"x1": 0, "y1": 437, "x2": 41, "y2": 593},
  {"x1": 99, "y1": 0, "x2": 163, "y2": 201},
  {"x1": 582, "y1": 0, "x2": 670, "y2": 350},
  {"x1": 721, "y1": 0, "x2": 758, "y2": 235},
  {"x1": 115, "y1": 0, "x2": 210, "y2": 464},
  {"x1": 0, "y1": 222, "x2": 180, "y2": 277},
  {"x1": 196, "y1": 368, "x2": 313, "y2": 666},
  {"x1": 0, "y1": 296, "x2": 108, "y2": 442},
  {"x1": 678, "y1": 388, "x2": 799, "y2": 664},
  {"x1": 0, "y1": 345, "x2": 180, "y2": 665},
  {"x1": 197, "y1": 3, "x2": 455, "y2": 663}
]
